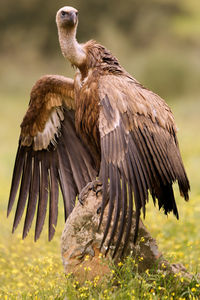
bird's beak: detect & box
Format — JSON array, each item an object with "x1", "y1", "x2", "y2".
[
  {"x1": 66, "y1": 11, "x2": 78, "y2": 27},
  {"x1": 63, "y1": 11, "x2": 78, "y2": 27}
]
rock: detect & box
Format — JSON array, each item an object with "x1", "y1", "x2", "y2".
[{"x1": 61, "y1": 183, "x2": 191, "y2": 281}]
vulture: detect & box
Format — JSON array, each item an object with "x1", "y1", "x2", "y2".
[{"x1": 8, "y1": 6, "x2": 190, "y2": 257}]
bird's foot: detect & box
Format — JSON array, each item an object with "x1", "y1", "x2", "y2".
[{"x1": 78, "y1": 180, "x2": 102, "y2": 205}]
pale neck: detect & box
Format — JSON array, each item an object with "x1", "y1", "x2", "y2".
[{"x1": 58, "y1": 26, "x2": 86, "y2": 66}]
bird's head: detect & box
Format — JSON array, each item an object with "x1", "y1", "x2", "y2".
[
  {"x1": 56, "y1": 6, "x2": 78, "y2": 30},
  {"x1": 56, "y1": 6, "x2": 86, "y2": 66}
]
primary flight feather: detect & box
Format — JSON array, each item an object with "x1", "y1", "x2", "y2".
[{"x1": 8, "y1": 6, "x2": 190, "y2": 256}]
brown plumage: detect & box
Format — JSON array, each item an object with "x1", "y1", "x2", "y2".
[{"x1": 8, "y1": 6, "x2": 190, "y2": 256}]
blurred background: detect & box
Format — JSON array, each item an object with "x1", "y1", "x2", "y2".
[
  {"x1": 0, "y1": 0, "x2": 200, "y2": 97},
  {"x1": 0, "y1": 0, "x2": 200, "y2": 296}
]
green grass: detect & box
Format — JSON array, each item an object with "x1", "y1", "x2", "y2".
[{"x1": 0, "y1": 92, "x2": 200, "y2": 299}]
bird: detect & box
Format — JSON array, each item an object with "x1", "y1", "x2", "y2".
[{"x1": 7, "y1": 6, "x2": 190, "y2": 257}]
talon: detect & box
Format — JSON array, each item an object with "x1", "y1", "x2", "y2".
[
  {"x1": 78, "y1": 180, "x2": 102, "y2": 204},
  {"x1": 96, "y1": 186, "x2": 103, "y2": 197},
  {"x1": 78, "y1": 196, "x2": 84, "y2": 206},
  {"x1": 92, "y1": 185, "x2": 96, "y2": 192},
  {"x1": 96, "y1": 205, "x2": 101, "y2": 214}
]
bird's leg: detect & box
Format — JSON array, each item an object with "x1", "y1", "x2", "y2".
[{"x1": 78, "y1": 180, "x2": 102, "y2": 205}]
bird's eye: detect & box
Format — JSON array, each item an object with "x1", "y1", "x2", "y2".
[{"x1": 61, "y1": 11, "x2": 67, "y2": 16}]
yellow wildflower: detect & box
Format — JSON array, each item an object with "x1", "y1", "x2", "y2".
[
  {"x1": 84, "y1": 255, "x2": 90, "y2": 261},
  {"x1": 84, "y1": 266, "x2": 91, "y2": 271},
  {"x1": 139, "y1": 256, "x2": 144, "y2": 261},
  {"x1": 145, "y1": 269, "x2": 150, "y2": 276},
  {"x1": 161, "y1": 263, "x2": 166, "y2": 269}
]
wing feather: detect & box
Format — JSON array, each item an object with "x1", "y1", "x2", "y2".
[
  {"x1": 126, "y1": 151, "x2": 141, "y2": 243},
  {"x1": 100, "y1": 163, "x2": 116, "y2": 249},
  {"x1": 61, "y1": 114, "x2": 92, "y2": 190},
  {"x1": 35, "y1": 153, "x2": 49, "y2": 241},
  {"x1": 122, "y1": 181, "x2": 134, "y2": 257},
  {"x1": 49, "y1": 159, "x2": 59, "y2": 241},
  {"x1": 105, "y1": 167, "x2": 121, "y2": 255},
  {"x1": 23, "y1": 154, "x2": 40, "y2": 239},
  {"x1": 98, "y1": 152, "x2": 108, "y2": 230},
  {"x1": 112, "y1": 176, "x2": 127, "y2": 257},
  {"x1": 12, "y1": 151, "x2": 32, "y2": 233},
  {"x1": 8, "y1": 146, "x2": 26, "y2": 216},
  {"x1": 57, "y1": 141, "x2": 77, "y2": 220},
  {"x1": 8, "y1": 75, "x2": 97, "y2": 240}
]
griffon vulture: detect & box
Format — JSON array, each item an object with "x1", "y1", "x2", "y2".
[{"x1": 8, "y1": 6, "x2": 190, "y2": 257}]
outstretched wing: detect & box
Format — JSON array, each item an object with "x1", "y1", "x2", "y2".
[
  {"x1": 98, "y1": 74, "x2": 190, "y2": 257},
  {"x1": 8, "y1": 75, "x2": 97, "y2": 241}
]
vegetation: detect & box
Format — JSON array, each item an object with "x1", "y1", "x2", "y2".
[{"x1": 0, "y1": 0, "x2": 200, "y2": 299}]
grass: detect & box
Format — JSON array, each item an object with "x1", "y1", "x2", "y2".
[{"x1": 0, "y1": 91, "x2": 200, "y2": 299}]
